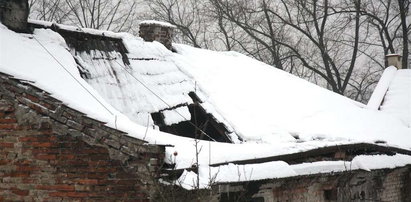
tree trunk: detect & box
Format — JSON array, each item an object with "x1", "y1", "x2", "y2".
[{"x1": 398, "y1": 0, "x2": 409, "y2": 69}]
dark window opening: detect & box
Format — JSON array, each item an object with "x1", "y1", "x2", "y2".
[
  {"x1": 360, "y1": 191, "x2": 366, "y2": 200},
  {"x1": 220, "y1": 192, "x2": 245, "y2": 202},
  {"x1": 251, "y1": 197, "x2": 265, "y2": 202},
  {"x1": 220, "y1": 193, "x2": 264, "y2": 202},
  {"x1": 324, "y1": 188, "x2": 337, "y2": 200}
]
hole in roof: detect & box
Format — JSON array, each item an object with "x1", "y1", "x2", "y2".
[{"x1": 151, "y1": 103, "x2": 232, "y2": 143}]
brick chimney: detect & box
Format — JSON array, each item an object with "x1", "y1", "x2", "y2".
[
  {"x1": 0, "y1": 0, "x2": 29, "y2": 32},
  {"x1": 139, "y1": 20, "x2": 176, "y2": 50},
  {"x1": 386, "y1": 54, "x2": 402, "y2": 69}
]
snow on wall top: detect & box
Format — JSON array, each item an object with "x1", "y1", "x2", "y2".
[
  {"x1": 139, "y1": 20, "x2": 176, "y2": 28},
  {"x1": 179, "y1": 154, "x2": 411, "y2": 189},
  {"x1": 380, "y1": 69, "x2": 411, "y2": 127}
]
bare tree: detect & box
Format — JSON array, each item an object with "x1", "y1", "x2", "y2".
[
  {"x1": 211, "y1": 0, "x2": 363, "y2": 95},
  {"x1": 30, "y1": 0, "x2": 409, "y2": 101},
  {"x1": 30, "y1": 0, "x2": 142, "y2": 32},
  {"x1": 337, "y1": 0, "x2": 409, "y2": 68},
  {"x1": 397, "y1": 0, "x2": 410, "y2": 69},
  {"x1": 209, "y1": 0, "x2": 290, "y2": 69},
  {"x1": 148, "y1": 0, "x2": 210, "y2": 48},
  {"x1": 29, "y1": 0, "x2": 72, "y2": 23}
]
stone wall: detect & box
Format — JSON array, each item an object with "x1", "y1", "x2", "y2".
[
  {"x1": 214, "y1": 166, "x2": 411, "y2": 202},
  {"x1": 0, "y1": 0, "x2": 29, "y2": 32},
  {"x1": 139, "y1": 23, "x2": 174, "y2": 50},
  {"x1": 0, "y1": 72, "x2": 164, "y2": 201}
]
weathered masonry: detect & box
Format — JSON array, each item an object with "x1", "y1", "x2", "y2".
[
  {"x1": 0, "y1": 0, "x2": 29, "y2": 32},
  {"x1": 139, "y1": 21, "x2": 175, "y2": 50},
  {"x1": 0, "y1": 72, "x2": 165, "y2": 201},
  {"x1": 208, "y1": 142, "x2": 411, "y2": 202},
  {"x1": 214, "y1": 166, "x2": 411, "y2": 202}
]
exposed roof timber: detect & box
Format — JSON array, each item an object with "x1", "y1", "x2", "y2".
[
  {"x1": 29, "y1": 22, "x2": 130, "y2": 66},
  {"x1": 210, "y1": 143, "x2": 411, "y2": 167},
  {"x1": 161, "y1": 143, "x2": 411, "y2": 181},
  {"x1": 29, "y1": 22, "x2": 123, "y2": 42},
  {"x1": 214, "y1": 164, "x2": 411, "y2": 186}
]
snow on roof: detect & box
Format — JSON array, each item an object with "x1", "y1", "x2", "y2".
[
  {"x1": 72, "y1": 33, "x2": 196, "y2": 124},
  {"x1": 366, "y1": 66, "x2": 397, "y2": 110},
  {"x1": 178, "y1": 154, "x2": 411, "y2": 189},
  {"x1": 380, "y1": 69, "x2": 411, "y2": 127},
  {"x1": 1, "y1": 21, "x2": 410, "y2": 187},
  {"x1": 28, "y1": 19, "x2": 122, "y2": 39},
  {"x1": 173, "y1": 44, "x2": 411, "y2": 148}
]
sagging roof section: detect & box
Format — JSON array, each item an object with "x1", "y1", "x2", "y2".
[
  {"x1": 28, "y1": 21, "x2": 234, "y2": 143},
  {"x1": 210, "y1": 143, "x2": 411, "y2": 166}
]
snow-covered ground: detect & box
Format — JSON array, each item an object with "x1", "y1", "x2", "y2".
[{"x1": 1, "y1": 21, "x2": 410, "y2": 188}]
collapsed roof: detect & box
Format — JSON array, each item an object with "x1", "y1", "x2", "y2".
[{"x1": 0, "y1": 19, "x2": 410, "y2": 188}]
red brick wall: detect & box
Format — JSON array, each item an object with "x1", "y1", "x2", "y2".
[
  {"x1": 0, "y1": 73, "x2": 164, "y2": 201},
  {"x1": 381, "y1": 167, "x2": 411, "y2": 202},
  {"x1": 139, "y1": 24, "x2": 174, "y2": 50}
]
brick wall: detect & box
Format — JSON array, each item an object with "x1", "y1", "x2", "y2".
[
  {"x1": 381, "y1": 166, "x2": 411, "y2": 201},
  {"x1": 139, "y1": 23, "x2": 174, "y2": 50},
  {"x1": 0, "y1": 72, "x2": 164, "y2": 201},
  {"x1": 215, "y1": 166, "x2": 411, "y2": 202},
  {"x1": 0, "y1": 0, "x2": 29, "y2": 33}
]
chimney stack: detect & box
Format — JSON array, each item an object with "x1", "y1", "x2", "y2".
[
  {"x1": 386, "y1": 54, "x2": 402, "y2": 69},
  {"x1": 0, "y1": 0, "x2": 29, "y2": 33},
  {"x1": 139, "y1": 20, "x2": 176, "y2": 50}
]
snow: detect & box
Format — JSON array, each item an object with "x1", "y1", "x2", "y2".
[
  {"x1": 66, "y1": 30, "x2": 236, "y2": 137},
  {"x1": 177, "y1": 154, "x2": 411, "y2": 189},
  {"x1": 1, "y1": 21, "x2": 411, "y2": 190},
  {"x1": 139, "y1": 20, "x2": 176, "y2": 28},
  {"x1": 28, "y1": 19, "x2": 122, "y2": 39},
  {"x1": 386, "y1": 53, "x2": 402, "y2": 57},
  {"x1": 367, "y1": 66, "x2": 397, "y2": 110},
  {"x1": 65, "y1": 31, "x2": 192, "y2": 126},
  {"x1": 0, "y1": 24, "x2": 115, "y2": 123},
  {"x1": 205, "y1": 161, "x2": 296, "y2": 182},
  {"x1": 351, "y1": 154, "x2": 411, "y2": 170},
  {"x1": 163, "y1": 106, "x2": 191, "y2": 125},
  {"x1": 380, "y1": 69, "x2": 411, "y2": 127},
  {"x1": 173, "y1": 45, "x2": 411, "y2": 148}
]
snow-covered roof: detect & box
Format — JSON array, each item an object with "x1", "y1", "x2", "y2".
[
  {"x1": 1, "y1": 20, "x2": 410, "y2": 189},
  {"x1": 174, "y1": 45, "x2": 410, "y2": 148},
  {"x1": 379, "y1": 69, "x2": 411, "y2": 127},
  {"x1": 179, "y1": 154, "x2": 411, "y2": 189}
]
